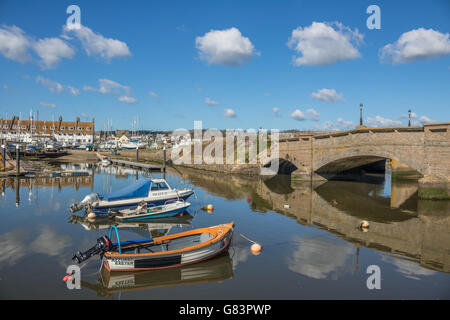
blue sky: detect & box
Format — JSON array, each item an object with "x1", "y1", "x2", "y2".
[{"x1": 0, "y1": 0, "x2": 449, "y2": 131}]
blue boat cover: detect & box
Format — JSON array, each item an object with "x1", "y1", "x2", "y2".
[{"x1": 99, "y1": 178, "x2": 151, "y2": 202}]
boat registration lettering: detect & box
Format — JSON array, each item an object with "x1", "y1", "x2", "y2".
[
  {"x1": 111, "y1": 258, "x2": 134, "y2": 266},
  {"x1": 152, "y1": 191, "x2": 169, "y2": 197}
]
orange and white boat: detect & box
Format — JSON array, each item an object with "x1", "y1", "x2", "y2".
[{"x1": 72, "y1": 222, "x2": 234, "y2": 272}]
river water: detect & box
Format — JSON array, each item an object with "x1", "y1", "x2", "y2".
[{"x1": 0, "y1": 163, "x2": 449, "y2": 299}]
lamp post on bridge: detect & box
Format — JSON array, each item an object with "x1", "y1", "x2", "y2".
[{"x1": 360, "y1": 103, "x2": 363, "y2": 126}]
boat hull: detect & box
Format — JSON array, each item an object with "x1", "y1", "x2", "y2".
[
  {"x1": 116, "y1": 202, "x2": 191, "y2": 221},
  {"x1": 103, "y1": 223, "x2": 233, "y2": 272},
  {"x1": 92, "y1": 190, "x2": 194, "y2": 215}
]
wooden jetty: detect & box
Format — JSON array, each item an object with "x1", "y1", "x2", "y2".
[{"x1": 109, "y1": 159, "x2": 164, "y2": 172}]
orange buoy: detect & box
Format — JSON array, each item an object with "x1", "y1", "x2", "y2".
[
  {"x1": 206, "y1": 204, "x2": 214, "y2": 211},
  {"x1": 250, "y1": 243, "x2": 262, "y2": 255},
  {"x1": 62, "y1": 275, "x2": 72, "y2": 282},
  {"x1": 87, "y1": 212, "x2": 96, "y2": 219}
]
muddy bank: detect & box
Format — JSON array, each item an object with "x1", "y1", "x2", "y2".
[
  {"x1": 40, "y1": 150, "x2": 99, "y2": 163},
  {"x1": 102, "y1": 149, "x2": 261, "y2": 176}
]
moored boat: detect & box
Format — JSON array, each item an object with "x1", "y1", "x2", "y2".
[
  {"x1": 69, "y1": 178, "x2": 194, "y2": 214},
  {"x1": 72, "y1": 222, "x2": 234, "y2": 272},
  {"x1": 113, "y1": 200, "x2": 191, "y2": 221}
]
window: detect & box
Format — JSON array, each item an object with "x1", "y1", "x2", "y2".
[
  {"x1": 61, "y1": 126, "x2": 66, "y2": 130},
  {"x1": 50, "y1": 126, "x2": 55, "y2": 130},
  {"x1": 43, "y1": 126, "x2": 47, "y2": 130},
  {"x1": 78, "y1": 127, "x2": 83, "y2": 131},
  {"x1": 69, "y1": 127, "x2": 74, "y2": 130},
  {"x1": 86, "y1": 127, "x2": 91, "y2": 131},
  {"x1": 151, "y1": 182, "x2": 169, "y2": 191},
  {"x1": 21, "y1": 125, "x2": 26, "y2": 129}
]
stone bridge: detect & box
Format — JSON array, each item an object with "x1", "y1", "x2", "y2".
[{"x1": 263, "y1": 123, "x2": 450, "y2": 199}]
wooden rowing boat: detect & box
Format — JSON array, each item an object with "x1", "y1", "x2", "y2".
[{"x1": 102, "y1": 222, "x2": 234, "y2": 272}]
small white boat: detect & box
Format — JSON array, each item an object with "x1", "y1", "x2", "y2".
[
  {"x1": 114, "y1": 200, "x2": 191, "y2": 221},
  {"x1": 101, "y1": 158, "x2": 112, "y2": 166},
  {"x1": 69, "y1": 178, "x2": 194, "y2": 214}
]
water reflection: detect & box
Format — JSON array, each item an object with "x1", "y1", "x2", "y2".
[
  {"x1": 287, "y1": 235, "x2": 356, "y2": 280},
  {"x1": 0, "y1": 163, "x2": 448, "y2": 299},
  {"x1": 0, "y1": 225, "x2": 71, "y2": 269},
  {"x1": 165, "y1": 166, "x2": 450, "y2": 274},
  {"x1": 68, "y1": 214, "x2": 193, "y2": 238},
  {"x1": 81, "y1": 253, "x2": 233, "y2": 297}
]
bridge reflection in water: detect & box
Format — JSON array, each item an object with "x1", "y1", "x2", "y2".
[{"x1": 167, "y1": 167, "x2": 450, "y2": 274}]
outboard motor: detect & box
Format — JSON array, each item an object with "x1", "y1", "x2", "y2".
[
  {"x1": 72, "y1": 235, "x2": 113, "y2": 264},
  {"x1": 69, "y1": 193, "x2": 99, "y2": 212}
]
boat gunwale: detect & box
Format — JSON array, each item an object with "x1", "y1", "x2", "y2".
[
  {"x1": 94, "y1": 189, "x2": 194, "y2": 208},
  {"x1": 104, "y1": 222, "x2": 234, "y2": 258},
  {"x1": 102, "y1": 240, "x2": 232, "y2": 272},
  {"x1": 116, "y1": 201, "x2": 191, "y2": 220}
]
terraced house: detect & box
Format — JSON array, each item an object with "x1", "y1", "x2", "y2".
[{"x1": 0, "y1": 115, "x2": 95, "y2": 145}]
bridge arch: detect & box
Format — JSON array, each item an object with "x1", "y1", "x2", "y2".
[
  {"x1": 263, "y1": 158, "x2": 299, "y2": 175},
  {"x1": 314, "y1": 150, "x2": 425, "y2": 176}
]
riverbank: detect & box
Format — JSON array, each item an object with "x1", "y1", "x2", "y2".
[{"x1": 101, "y1": 149, "x2": 261, "y2": 176}]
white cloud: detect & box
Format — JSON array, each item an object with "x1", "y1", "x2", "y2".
[
  {"x1": 149, "y1": 91, "x2": 160, "y2": 99},
  {"x1": 314, "y1": 118, "x2": 354, "y2": 131},
  {"x1": 36, "y1": 76, "x2": 80, "y2": 96},
  {"x1": 288, "y1": 22, "x2": 363, "y2": 66},
  {"x1": 397, "y1": 112, "x2": 418, "y2": 120},
  {"x1": 380, "y1": 28, "x2": 450, "y2": 64},
  {"x1": 204, "y1": 97, "x2": 220, "y2": 106},
  {"x1": 195, "y1": 27, "x2": 259, "y2": 66},
  {"x1": 306, "y1": 108, "x2": 319, "y2": 121},
  {"x1": 36, "y1": 76, "x2": 64, "y2": 94},
  {"x1": 417, "y1": 115, "x2": 435, "y2": 125},
  {"x1": 365, "y1": 115, "x2": 402, "y2": 127},
  {"x1": 0, "y1": 25, "x2": 32, "y2": 63},
  {"x1": 311, "y1": 88, "x2": 344, "y2": 103},
  {"x1": 118, "y1": 95, "x2": 137, "y2": 104},
  {"x1": 32, "y1": 37, "x2": 75, "y2": 68},
  {"x1": 2, "y1": 84, "x2": 17, "y2": 93},
  {"x1": 84, "y1": 78, "x2": 131, "y2": 95},
  {"x1": 66, "y1": 86, "x2": 80, "y2": 96},
  {"x1": 223, "y1": 108, "x2": 236, "y2": 118},
  {"x1": 337, "y1": 117, "x2": 355, "y2": 130},
  {"x1": 63, "y1": 24, "x2": 131, "y2": 61},
  {"x1": 273, "y1": 107, "x2": 280, "y2": 116},
  {"x1": 314, "y1": 121, "x2": 336, "y2": 131},
  {"x1": 39, "y1": 102, "x2": 56, "y2": 109},
  {"x1": 291, "y1": 109, "x2": 307, "y2": 121},
  {"x1": 0, "y1": 25, "x2": 74, "y2": 68}
]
